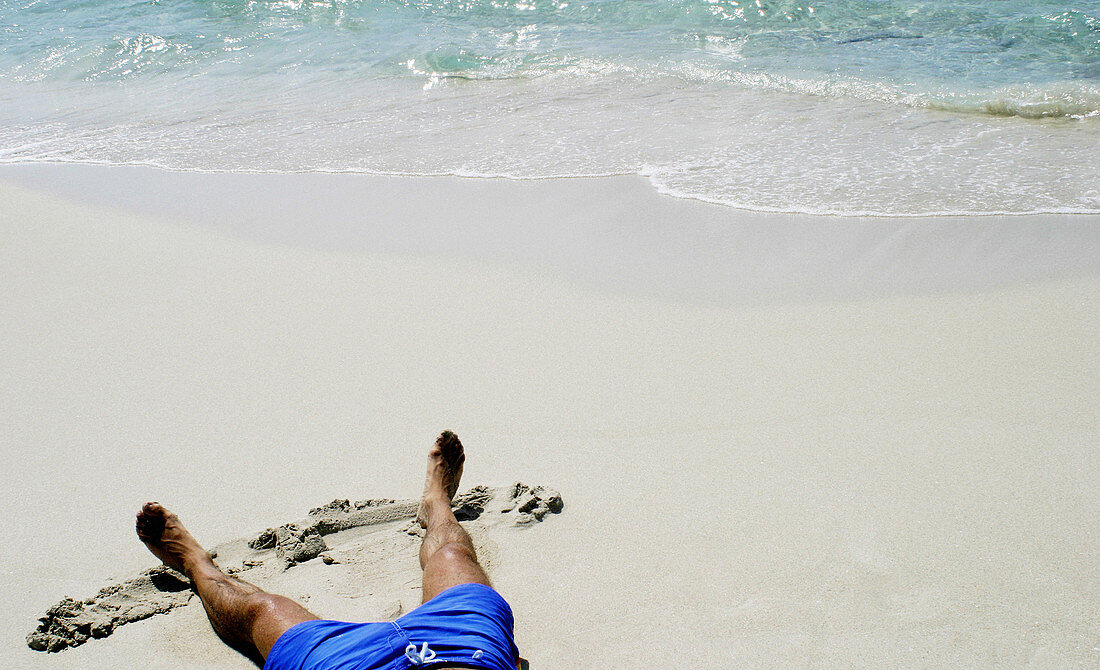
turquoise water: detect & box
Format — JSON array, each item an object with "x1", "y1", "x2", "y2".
[{"x1": 1, "y1": 0, "x2": 1098, "y2": 214}]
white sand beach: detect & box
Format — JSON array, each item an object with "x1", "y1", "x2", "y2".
[{"x1": 1, "y1": 164, "x2": 1098, "y2": 668}]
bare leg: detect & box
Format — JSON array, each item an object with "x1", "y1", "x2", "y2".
[
  {"x1": 417, "y1": 431, "x2": 491, "y2": 603},
  {"x1": 136, "y1": 503, "x2": 317, "y2": 661}
]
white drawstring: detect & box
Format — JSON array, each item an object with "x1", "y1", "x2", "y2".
[{"x1": 404, "y1": 641, "x2": 437, "y2": 665}]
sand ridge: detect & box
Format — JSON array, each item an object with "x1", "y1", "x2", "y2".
[{"x1": 28, "y1": 483, "x2": 562, "y2": 655}]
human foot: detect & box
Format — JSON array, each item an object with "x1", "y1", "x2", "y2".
[
  {"x1": 135, "y1": 502, "x2": 212, "y2": 578},
  {"x1": 417, "y1": 431, "x2": 465, "y2": 527}
]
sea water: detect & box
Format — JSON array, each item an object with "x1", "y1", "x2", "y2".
[{"x1": 1, "y1": 0, "x2": 1097, "y2": 215}]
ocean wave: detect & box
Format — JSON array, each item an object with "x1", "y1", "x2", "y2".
[
  {"x1": 5, "y1": 0, "x2": 1098, "y2": 94},
  {"x1": 747, "y1": 73, "x2": 1100, "y2": 120},
  {"x1": 394, "y1": 53, "x2": 1100, "y2": 120},
  {"x1": 3, "y1": 0, "x2": 1100, "y2": 215},
  {"x1": 922, "y1": 85, "x2": 1100, "y2": 119}
]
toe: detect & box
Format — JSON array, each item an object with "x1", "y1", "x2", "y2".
[
  {"x1": 136, "y1": 503, "x2": 168, "y2": 539},
  {"x1": 437, "y1": 431, "x2": 463, "y2": 458}
]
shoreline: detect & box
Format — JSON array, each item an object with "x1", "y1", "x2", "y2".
[
  {"x1": 5, "y1": 159, "x2": 1099, "y2": 219},
  {"x1": 2, "y1": 166, "x2": 1098, "y2": 668},
  {"x1": 4, "y1": 163, "x2": 1100, "y2": 306}
]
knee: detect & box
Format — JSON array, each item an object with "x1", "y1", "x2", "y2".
[
  {"x1": 241, "y1": 593, "x2": 286, "y2": 624},
  {"x1": 432, "y1": 541, "x2": 477, "y2": 567}
]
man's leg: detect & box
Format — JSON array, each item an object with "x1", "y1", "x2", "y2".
[
  {"x1": 417, "y1": 431, "x2": 492, "y2": 603},
  {"x1": 136, "y1": 502, "x2": 317, "y2": 660}
]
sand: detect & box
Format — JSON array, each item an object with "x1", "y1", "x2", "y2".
[{"x1": 1, "y1": 164, "x2": 1097, "y2": 668}]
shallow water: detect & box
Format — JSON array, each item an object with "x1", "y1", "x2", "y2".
[{"x1": 2, "y1": 0, "x2": 1098, "y2": 215}]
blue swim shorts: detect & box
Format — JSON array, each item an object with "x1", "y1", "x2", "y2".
[{"x1": 263, "y1": 583, "x2": 519, "y2": 670}]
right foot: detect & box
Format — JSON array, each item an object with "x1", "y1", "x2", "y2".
[
  {"x1": 418, "y1": 431, "x2": 465, "y2": 527},
  {"x1": 135, "y1": 502, "x2": 212, "y2": 578}
]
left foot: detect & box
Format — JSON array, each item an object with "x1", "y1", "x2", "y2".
[
  {"x1": 135, "y1": 502, "x2": 212, "y2": 578},
  {"x1": 417, "y1": 431, "x2": 465, "y2": 527}
]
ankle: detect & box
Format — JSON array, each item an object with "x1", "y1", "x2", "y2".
[
  {"x1": 180, "y1": 549, "x2": 217, "y2": 579},
  {"x1": 420, "y1": 496, "x2": 455, "y2": 525},
  {"x1": 423, "y1": 487, "x2": 450, "y2": 503}
]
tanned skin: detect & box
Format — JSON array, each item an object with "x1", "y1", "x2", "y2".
[{"x1": 136, "y1": 431, "x2": 493, "y2": 667}]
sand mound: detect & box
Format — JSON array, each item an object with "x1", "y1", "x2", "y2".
[{"x1": 29, "y1": 483, "x2": 562, "y2": 655}]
